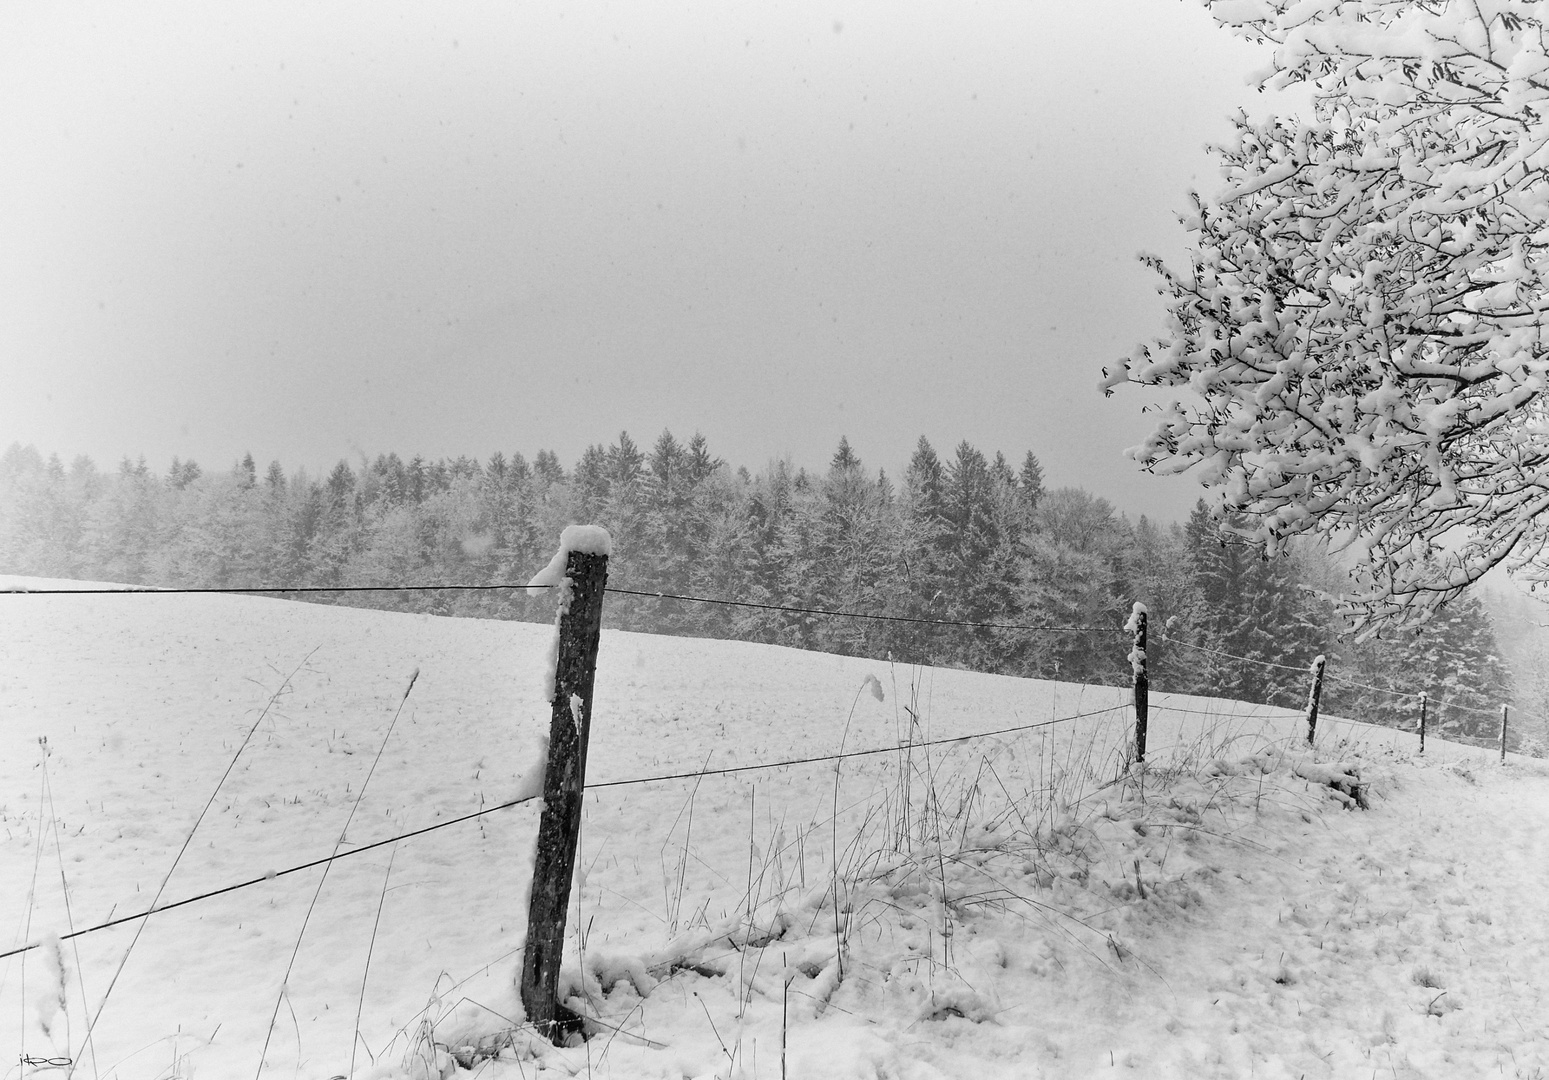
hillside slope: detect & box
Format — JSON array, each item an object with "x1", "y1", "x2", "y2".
[{"x1": 2, "y1": 578, "x2": 1545, "y2": 1079}]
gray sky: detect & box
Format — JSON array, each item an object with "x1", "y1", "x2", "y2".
[{"x1": 0, "y1": 0, "x2": 1290, "y2": 524}]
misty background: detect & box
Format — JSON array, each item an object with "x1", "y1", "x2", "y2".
[{"x1": 3, "y1": 0, "x2": 1295, "y2": 523}]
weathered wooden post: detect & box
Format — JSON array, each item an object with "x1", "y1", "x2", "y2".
[
  {"x1": 520, "y1": 526, "x2": 611, "y2": 1043},
  {"x1": 1500, "y1": 704, "x2": 1509, "y2": 764},
  {"x1": 1417, "y1": 691, "x2": 1427, "y2": 754},
  {"x1": 1126, "y1": 602, "x2": 1148, "y2": 765},
  {"x1": 1304, "y1": 654, "x2": 1326, "y2": 746}
]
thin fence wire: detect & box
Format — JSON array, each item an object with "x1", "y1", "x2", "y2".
[
  {"x1": 1159, "y1": 635, "x2": 1315, "y2": 675},
  {"x1": 6, "y1": 580, "x2": 1530, "y2": 718},
  {"x1": 2, "y1": 675, "x2": 1527, "y2": 969},
  {"x1": 4, "y1": 578, "x2": 1538, "y2": 971},
  {"x1": 8, "y1": 580, "x2": 1538, "y2": 736},
  {"x1": 8, "y1": 580, "x2": 1537, "y2": 736},
  {"x1": 1, "y1": 581, "x2": 1122, "y2": 636},
  {"x1": 1323, "y1": 672, "x2": 1524, "y2": 723},
  {"x1": 9, "y1": 684, "x2": 1510, "y2": 967},
  {"x1": 1323, "y1": 672, "x2": 1421, "y2": 703},
  {"x1": 603, "y1": 587, "x2": 1124, "y2": 634},
  {"x1": 0, "y1": 702, "x2": 1128, "y2": 962},
  {"x1": 1149, "y1": 700, "x2": 1302, "y2": 720},
  {"x1": 0, "y1": 583, "x2": 541, "y2": 596},
  {"x1": 0, "y1": 794, "x2": 535, "y2": 962},
  {"x1": 587, "y1": 703, "x2": 1129, "y2": 789},
  {"x1": 1161, "y1": 632, "x2": 1541, "y2": 730},
  {"x1": 1437, "y1": 698, "x2": 1510, "y2": 719}
]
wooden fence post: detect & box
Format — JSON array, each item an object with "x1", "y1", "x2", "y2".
[
  {"x1": 1304, "y1": 654, "x2": 1326, "y2": 747},
  {"x1": 1500, "y1": 704, "x2": 1509, "y2": 764},
  {"x1": 1417, "y1": 691, "x2": 1427, "y2": 754},
  {"x1": 520, "y1": 531, "x2": 610, "y2": 1044},
  {"x1": 1126, "y1": 602, "x2": 1148, "y2": 765}
]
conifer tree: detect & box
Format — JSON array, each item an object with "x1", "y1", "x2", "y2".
[
  {"x1": 237, "y1": 453, "x2": 257, "y2": 489},
  {"x1": 1331, "y1": 590, "x2": 1513, "y2": 741},
  {"x1": 686, "y1": 432, "x2": 721, "y2": 483},
  {"x1": 533, "y1": 450, "x2": 565, "y2": 485},
  {"x1": 736, "y1": 459, "x2": 799, "y2": 644},
  {"x1": 1017, "y1": 488, "x2": 1133, "y2": 684},
  {"x1": 406, "y1": 456, "x2": 427, "y2": 503},
  {"x1": 606, "y1": 431, "x2": 645, "y2": 488},
  {"x1": 571, "y1": 445, "x2": 610, "y2": 521},
  {"x1": 635, "y1": 430, "x2": 699, "y2": 629},
  {"x1": 1180, "y1": 501, "x2": 1327, "y2": 706},
  {"x1": 892, "y1": 437, "x2": 954, "y2": 663},
  {"x1": 771, "y1": 439, "x2": 893, "y2": 655},
  {"x1": 1018, "y1": 451, "x2": 1045, "y2": 513},
  {"x1": 941, "y1": 441, "x2": 1020, "y2": 669}
]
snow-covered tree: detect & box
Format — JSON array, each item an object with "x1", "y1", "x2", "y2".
[
  {"x1": 1179, "y1": 501, "x2": 1329, "y2": 706},
  {"x1": 1018, "y1": 451, "x2": 1045, "y2": 515},
  {"x1": 1104, "y1": 0, "x2": 1549, "y2": 628},
  {"x1": 1017, "y1": 487, "x2": 1136, "y2": 684},
  {"x1": 1328, "y1": 588, "x2": 1513, "y2": 740},
  {"x1": 772, "y1": 439, "x2": 895, "y2": 655}
]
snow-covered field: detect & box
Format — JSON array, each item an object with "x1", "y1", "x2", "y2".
[{"x1": 3, "y1": 576, "x2": 1547, "y2": 1079}]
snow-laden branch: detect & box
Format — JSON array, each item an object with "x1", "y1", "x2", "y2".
[{"x1": 1107, "y1": 0, "x2": 1549, "y2": 629}]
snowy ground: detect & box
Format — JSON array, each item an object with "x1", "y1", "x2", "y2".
[{"x1": 2, "y1": 576, "x2": 1546, "y2": 1079}]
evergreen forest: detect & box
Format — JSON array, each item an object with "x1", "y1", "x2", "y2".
[{"x1": 0, "y1": 434, "x2": 1525, "y2": 748}]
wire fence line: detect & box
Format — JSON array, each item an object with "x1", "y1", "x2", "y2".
[
  {"x1": 0, "y1": 702, "x2": 1131, "y2": 962},
  {"x1": 3, "y1": 564, "x2": 1534, "y2": 1074},
  {"x1": 3, "y1": 579, "x2": 1531, "y2": 974},
  {"x1": 1323, "y1": 671, "x2": 1420, "y2": 702},
  {"x1": 587, "y1": 702, "x2": 1130, "y2": 789},
  {"x1": 0, "y1": 794, "x2": 536, "y2": 962},
  {"x1": 1160, "y1": 633, "x2": 1541, "y2": 729},
  {"x1": 1, "y1": 682, "x2": 1520, "y2": 966},
  {"x1": 8, "y1": 673, "x2": 1511, "y2": 964},
  {"x1": 0, "y1": 582, "x2": 542, "y2": 596},
  {"x1": 1157, "y1": 635, "x2": 1316, "y2": 675},
  {"x1": 0, "y1": 581, "x2": 1122, "y2": 636},
  {"x1": 1323, "y1": 671, "x2": 1518, "y2": 721},
  {"x1": 603, "y1": 587, "x2": 1124, "y2": 634},
  {"x1": 1148, "y1": 700, "x2": 1303, "y2": 721},
  {"x1": 6, "y1": 578, "x2": 1535, "y2": 733}
]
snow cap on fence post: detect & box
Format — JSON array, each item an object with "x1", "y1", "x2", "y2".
[
  {"x1": 1125, "y1": 602, "x2": 1148, "y2": 765},
  {"x1": 527, "y1": 525, "x2": 614, "y2": 701},
  {"x1": 526, "y1": 524, "x2": 613, "y2": 595},
  {"x1": 520, "y1": 524, "x2": 610, "y2": 1045}
]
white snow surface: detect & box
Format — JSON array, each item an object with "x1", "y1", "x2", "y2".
[{"x1": 3, "y1": 575, "x2": 1548, "y2": 1078}]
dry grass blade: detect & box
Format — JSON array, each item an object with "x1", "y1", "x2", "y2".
[
  {"x1": 256, "y1": 666, "x2": 418, "y2": 1078},
  {"x1": 81, "y1": 646, "x2": 321, "y2": 1074}
]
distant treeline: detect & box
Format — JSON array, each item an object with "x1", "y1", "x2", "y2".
[{"x1": 0, "y1": 434, "x2": 1519, "y2": 744}]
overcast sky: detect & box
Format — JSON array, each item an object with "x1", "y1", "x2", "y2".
[{"x1": 0, "y1": 0, "x2": 1292, "y2": 524}]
